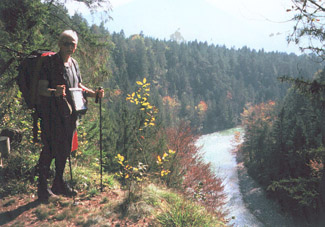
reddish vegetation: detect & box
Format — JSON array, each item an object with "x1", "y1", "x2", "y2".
[
  {"x1": 165, "y1": 123, "x2": 227, "y2": 216},
  {"x1": 197, "y1": 100, "x2": 208, "y2": 115},
  {"x1": 162, "y1": 96, "x2": 179, "y2": 108},
  {"x1": 241, "y1": 101, "x2": 276, "y2": 128}
]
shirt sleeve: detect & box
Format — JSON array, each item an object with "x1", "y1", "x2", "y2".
[{"x1": 72, "y1": 58, "x2": 82, "y2": 83}]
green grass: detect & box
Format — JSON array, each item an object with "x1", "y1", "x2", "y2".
[
  {"x1": 139, "y1": 184, "x2": 227, "y2": 227},
  {"x1": 34, "y1": 205, "x2": 50, "y2": 221},
  {"x1": 156, "y1": 198, "x2": 225, "y2": 227},
  {"x1": 66, "y1": 164, "x2": 118, "y2": 193}
]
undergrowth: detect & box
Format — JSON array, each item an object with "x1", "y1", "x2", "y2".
[{"x1": 128, "y1": 184, "x2": 228, "y2": 227}]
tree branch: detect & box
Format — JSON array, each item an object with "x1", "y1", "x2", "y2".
[{"x1": 308, "y1": 0, "x2": 325, "y2": 12}]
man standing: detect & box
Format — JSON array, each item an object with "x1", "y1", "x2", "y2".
[{"x1": 37, "y1": 30, "x2": 104, "y2": 201}]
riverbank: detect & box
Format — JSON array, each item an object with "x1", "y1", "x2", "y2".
[{"x1": 236, "y1": 150, "x2": 296, "y2": 227}]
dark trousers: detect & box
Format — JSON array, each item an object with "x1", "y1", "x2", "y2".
[
  {"x1": 37, "y1": 147, "x2": 70, "y2": 188},
  {"x1": 37, "y1": 114, "x2": 75, "y2": 191}
]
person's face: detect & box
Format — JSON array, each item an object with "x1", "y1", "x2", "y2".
[{"x1": 59, "y1": 36, "x2": 77, "y2": 56}]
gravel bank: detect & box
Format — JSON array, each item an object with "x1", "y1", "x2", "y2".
[{"x1": 236, "y1": 153, "x2": 297, "y2": 227}]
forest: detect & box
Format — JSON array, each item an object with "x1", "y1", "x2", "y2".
[
  {"x1": 109, "y1": 32, "x2": 323, "y2": 134},
  {"x1": 1, "y1": 0, "x2": 325, "y2": 226}
]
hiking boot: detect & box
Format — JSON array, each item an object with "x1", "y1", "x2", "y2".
[
  {"x1": 37, "y1": 169, "x2": 55, "y2": 201},
  {"x1": 51, "y1": 180, "x2": 77, "y2": 197},
  {"x1": 37, "y1": 188, "x2": 56, "y2": 202}
]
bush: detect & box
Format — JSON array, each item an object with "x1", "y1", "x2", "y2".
[
  {"x1": 0, "y1": 152, "x2": 38, "y2": 197},
  {"x1": 267, "y1": 177, "x2": 320, "y2": 214},
  {"x1": 165, "y1": 123, "x2": 227, "y2": 216}
]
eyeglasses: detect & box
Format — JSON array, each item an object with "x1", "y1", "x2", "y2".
[{"x1": 62, "y1": 42, "x2": 77, "y2": 47}]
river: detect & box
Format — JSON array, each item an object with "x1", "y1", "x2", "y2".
[{"x1": 196, "y1": 128, "x2": 295, "y2": 227}]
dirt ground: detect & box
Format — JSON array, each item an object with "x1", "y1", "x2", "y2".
[{"x1": 0, "y1": 189, "x2": 154, "y2": 227}]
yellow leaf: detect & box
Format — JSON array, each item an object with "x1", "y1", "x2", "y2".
[
  {"x1": 116, "y1": 154, "x2": 125, "y2": 162},
  {"x1": 143, "y1": 78, "x2": 147, "y2": 84},
  {"x1": 118, "y1": 161, "x2": 124, "y2": 166},
  {"x1": 136, "y1": 81, "x2": 143, "y2": 85},
  {"x1": 157, "y1": 155, "x2": 162, "y2": 165},
  {"x1": 161, "y1": 169, "x2": 171, "y2": 176}
]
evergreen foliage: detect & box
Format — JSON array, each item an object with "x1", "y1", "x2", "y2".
[
  {"x1": 109, "y1": 33, "x2": 323, "y2": 133},
  {"x1": 2, "y1": 0, "x2": 325, "y2": 225},
  {"x1": 239, "y1": 70, "x2": 325, "y2": 222}
]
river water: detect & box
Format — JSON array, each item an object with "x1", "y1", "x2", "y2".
[{"x1": 196, "y1": 127, "x2": 263, "y2": 227}]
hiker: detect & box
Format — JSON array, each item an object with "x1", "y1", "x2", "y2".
[{"x1": 36, "y1": 30, "x2": 104, "y2": 201}]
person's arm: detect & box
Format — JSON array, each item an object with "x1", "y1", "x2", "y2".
[
  {"x1": 78, "y1": 83, "x2": 104, "y2": 98},
  {"x1": 38, "y1": 80, "x2": 66, "y2": 97}
]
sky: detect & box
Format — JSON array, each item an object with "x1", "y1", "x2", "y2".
[{"x1": 66, "y1": 0, "x2": 301, "y2": 54}]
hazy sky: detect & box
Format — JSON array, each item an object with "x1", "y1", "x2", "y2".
[{"x1": 66, "y1": 0, "x2": 300, "y2": 54}]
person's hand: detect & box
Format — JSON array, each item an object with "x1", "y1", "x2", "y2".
[
  {"x1": 96, "y1": 88, "x2": 104, "y2": 98},
  {"x1": 56, "y1": 85, "x2": 66, "y2": 96}
]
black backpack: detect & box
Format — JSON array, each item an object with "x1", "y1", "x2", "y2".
[{"x1": 16, "y1": 50, "x2": 56, "y2": 142}]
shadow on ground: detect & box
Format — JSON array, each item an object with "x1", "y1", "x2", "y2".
[{"x1": 0, "y1": 199, "x2": 41, "y2": 226}]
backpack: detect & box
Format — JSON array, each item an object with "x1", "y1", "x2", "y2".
[{"x1": 16, "y1": 50, "x2": 56, "y2": 142}]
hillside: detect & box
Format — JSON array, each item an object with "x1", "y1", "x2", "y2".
[
  {"x1": 0, "y1": 182, "x2": 227, "y2": 227},
  {"x1": 0, "y1": 188, "x2": 140, "y2": 226},
  {"x1": 108, "y1": 33, "x2": 324, "y2": 133}
]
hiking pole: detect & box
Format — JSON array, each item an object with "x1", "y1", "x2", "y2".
[
  {"x1": 69, "y1": 155, "x2": 73, "y2": 184},
  {"x1": 96, "y1": 87, "x2": 103, "y2": 192}
]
